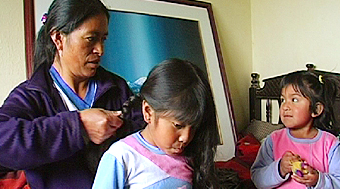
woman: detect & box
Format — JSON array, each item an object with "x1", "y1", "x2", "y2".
[{"x1": 0, "y1": 0, "x2": 143, "y2": 188}]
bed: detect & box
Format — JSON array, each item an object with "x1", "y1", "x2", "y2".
[{"x1": 216, "y1": 63, "x2": 340, "y2": 188}]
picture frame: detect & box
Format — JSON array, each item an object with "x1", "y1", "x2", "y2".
[{"x1": 24, "y1": 0, "x2": 237, "y2": 161}]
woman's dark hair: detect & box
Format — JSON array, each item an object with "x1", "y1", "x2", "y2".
[
  {"x1": 123, "y1": 58, "x2": 220, "y2": 188},
  {"x1": 33, "y1": 0, "x2": 109, "y2": 70},
  {"x1": 280, "y1": 71, "x2": 340, "y2": 135}
]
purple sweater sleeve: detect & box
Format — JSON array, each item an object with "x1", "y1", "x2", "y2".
[
  {"x1": 315, "y1": 142, "x2": 340, "y2": 188},
  {"x1": 251, "y1": 136, "x2": 288, "y2": 188},
  {"x1": 0, "y1": 84, "x2": 85, "y2": 170}
]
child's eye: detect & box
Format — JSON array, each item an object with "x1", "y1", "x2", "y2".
[
  {"x1": 292, "y1": 98, "x2": 298, "y2": 102},
  {"x1": 172, "y1": 122, "x2": 185, "y2": 129},
  {"x1": 280, "y1": 97, "x2": 285, "y2": 103}
]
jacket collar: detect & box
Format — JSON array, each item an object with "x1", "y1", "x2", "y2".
[{"x1": 26, "y1": 63, "x2": 117, "y2": 100}]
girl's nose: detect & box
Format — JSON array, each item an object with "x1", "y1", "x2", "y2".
[
  {"x1": 281, "y1": 102, "x2": 290, "y2": 111},
  {"x1": 178, "y1": 127, "x2": 192, "y2": 144}
]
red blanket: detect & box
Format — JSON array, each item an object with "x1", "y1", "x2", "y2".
[
  {"x1": 215, "y1": 133, "x2": 260, "y2": 188},
  {"x1": 0, "y1": 171, "x2": 30, "y2": 189}
]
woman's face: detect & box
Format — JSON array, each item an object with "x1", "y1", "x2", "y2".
[{"x1": 56, "y1": 13, "x2": 108, "y2": 79}]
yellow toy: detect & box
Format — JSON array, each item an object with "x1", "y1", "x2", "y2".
[{"x1": 291, "y1": 159, "x2": 309, "y2": 177}]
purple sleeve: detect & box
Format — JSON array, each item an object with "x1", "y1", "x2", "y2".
[
  {"x1": 251, "y1": 136, "x2": 288, "y2": 188},
  {"x1": 0, "y1": 85, "x2": 84, "y2": 170},
  {"x1": 315, "y1": 141, "x2": 340, "y2": 188}
]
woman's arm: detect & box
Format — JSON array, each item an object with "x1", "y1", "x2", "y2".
[{"x1": 0, "y1": 84, "x2": 84, "y2": 170}]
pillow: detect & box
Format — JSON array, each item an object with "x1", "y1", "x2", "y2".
[{"x1": 243, "y1": 120, "x2": 284, "y2": 142}]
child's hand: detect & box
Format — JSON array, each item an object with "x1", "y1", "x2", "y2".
[
  {"x1": 291, "y1": 165, "x2": 319, "y2": 187},
  {"x1": 279, "y1": 151, "x2": 299, "y2": 178}
]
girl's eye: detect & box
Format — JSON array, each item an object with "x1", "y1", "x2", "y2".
[
  {"x1": 280, "y1": 97, "x2": 285, "y2": 103},
  {"x1": 172, "y1": 122, "x2": 185, "y2": 129},
  {"x1": 292, "y1": 98, "x2": 298, "y2": 102}
]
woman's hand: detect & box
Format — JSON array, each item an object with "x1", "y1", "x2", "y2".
[
  {"x1": 80, "y1": 108, "x2": 123, "y2": 144},
  {"x1": 292, "y1": 164, "x2": 319, "y2": 187}
]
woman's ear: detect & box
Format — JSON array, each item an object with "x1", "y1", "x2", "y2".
[
  {"x1": 312, "y1": 102, "x2": 324, "y2": 117},
  {"x1": 50, "y1": 30, "x2": 64, "y2": 56},
  {"x1": 142, "y1": 100, "x2": 153, "y2": 124}
]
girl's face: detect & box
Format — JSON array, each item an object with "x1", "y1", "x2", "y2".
[
  {"x1": 53, "y1": 13, "x2": 108, "y2": 79},
  {"x1": 141, "y1": 101, "x2": 196, "y2": 156},
  {"x1": 280, "y1": 84, "x2": 314, "y2": 129}
]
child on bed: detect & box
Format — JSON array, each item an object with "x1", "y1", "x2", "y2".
[
  {"x1": 92, "y1": 58, "x2": 220, "y2": 189},
  {"x1": 251, "y1": 71, "x2": 340, "y2": 188}
]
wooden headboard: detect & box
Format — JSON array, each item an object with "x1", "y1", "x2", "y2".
[{"x1": 249, "y1": 64, "x2": 340, "y2": 135}]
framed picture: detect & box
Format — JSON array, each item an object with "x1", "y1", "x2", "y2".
[{"x1": 24, "y1": 0, "x2": 237, "y2": 161}]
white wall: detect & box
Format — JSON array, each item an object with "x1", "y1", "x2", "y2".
[
  {"x1": 207, "y1": 0, "x2": 252, "y2": 131},
  {"x1": 252, "y1": 0, "x2": 340, "y2": 80},
  {"x1": 210, "y1": 0, "x2": 340, "y2": 130},
  {"x1": 251, "y1": 0, "x2": 340, "y2": 124},
  {"x1": 0, "y1": 0, "x2": 26, "y2": 104}
]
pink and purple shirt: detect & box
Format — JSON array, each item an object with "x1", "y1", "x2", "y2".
[{"x1": 251, "y1": 128, "x2": 340, "y2": 189}]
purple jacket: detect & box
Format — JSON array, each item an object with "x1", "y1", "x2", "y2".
[{"x1": 0, "y1": 63, "x2": 143, "y2": 188}]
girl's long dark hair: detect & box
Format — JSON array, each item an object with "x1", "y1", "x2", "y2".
[
  {"x1": 280, "y1": 71, "x2": 340, "y2": 135},
  {"x1": 123, "y1": 58, "x2": 220, "y2": 188},
  {"x1": 33, "y1": 0, "x2": 109, "y2": 71}
]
